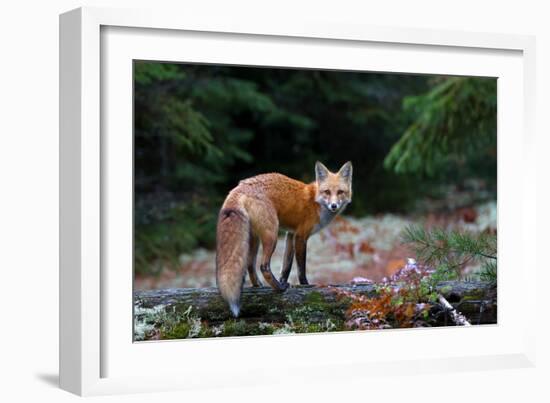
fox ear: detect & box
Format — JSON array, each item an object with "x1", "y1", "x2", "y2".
[
  {"x1": 338, "y1": 161, "x2": 353, "y2": 181},
  {"x1": 315, "y1": 161, "x2": 330, "y2": 182}
]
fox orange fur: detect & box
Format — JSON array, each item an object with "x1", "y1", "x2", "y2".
[{"x1": 216, "y1": 161, "x2": 353, "y2": 317}]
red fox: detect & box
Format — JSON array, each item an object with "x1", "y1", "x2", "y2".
[{"x1": 216, "y1": 161, "x2": 353, "y2": 316}]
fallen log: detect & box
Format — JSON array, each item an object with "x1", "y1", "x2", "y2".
[{"x1": 134, "y1": 281, "x2": 496, "y2": 340}]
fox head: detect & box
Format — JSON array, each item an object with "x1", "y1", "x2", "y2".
[{"x1": 314, "y1": 161, "x2": 353, "y2": 213}]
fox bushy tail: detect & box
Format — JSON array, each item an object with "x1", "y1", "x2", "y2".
[{"x1": 215, "y1": 207, "x2": 250, "y2": 317}]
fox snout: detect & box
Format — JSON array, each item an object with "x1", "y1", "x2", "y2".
[
  {"x1": 322, "y1": 198, "x2": 344, "y2": 213},
  {"x1": 327, "y1": 199, "x2": 342, "y2": 212}
]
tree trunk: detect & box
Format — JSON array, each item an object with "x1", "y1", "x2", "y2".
[{"x1": 134, "y1": 281, "x2": 496, "y2": 340}]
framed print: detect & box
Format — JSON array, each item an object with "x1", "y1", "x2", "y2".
[{"x1": 59, "y1": 6, "x2": 537, "y2": 396}]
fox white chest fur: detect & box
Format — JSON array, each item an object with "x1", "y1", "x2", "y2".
[{"x1": 311, "y1": 206, "x2": 339, "y2": 235}]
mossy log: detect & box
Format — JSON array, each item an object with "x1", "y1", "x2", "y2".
[{"x1": 134, "y1": 281, "x2": 496, "y2": 339}]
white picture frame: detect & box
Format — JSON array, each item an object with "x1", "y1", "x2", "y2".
[{"x1": 59, "y1": 6, "x2": 537, "y2": 396}]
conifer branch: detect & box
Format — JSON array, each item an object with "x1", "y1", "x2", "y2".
[{"x1": 401, "y1": 225, "x2": 497, "y2": 283}]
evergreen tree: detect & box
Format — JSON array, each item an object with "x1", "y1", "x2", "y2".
[{"x1": 384, "y1": 77, "x2": 497, "y2": 178}]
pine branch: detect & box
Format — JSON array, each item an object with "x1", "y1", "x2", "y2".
[
  {"x1": 402, "y1": 226, "x2": 496, "y2": 262},
  {"x1": 478, "y1": 252, "x2": 497, "y2": 260},
  {"x1": 401, "y1": 225, "x2": 497, "y2": 282}
]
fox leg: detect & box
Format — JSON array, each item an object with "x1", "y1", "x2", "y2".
[
  {"x1": 278, "y1": 232, "x2": 295, "y2": 285},
  {"x1": 247, "y1": 200, "x2": 288, "y2": 292},
  {"x1": 256, "y1": 224, "x2": 288, "y2": 292},
  {"x1": 247, "y1": 235, "x2": 262, "y2": 287},
  {"x1": 294, "y1": 235, "x2": 309, "y2": 285},
  {"x1": 259, "y1": 234, "x2": 289, "y2": 291}
]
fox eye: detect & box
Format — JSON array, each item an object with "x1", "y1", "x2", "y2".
[
  {"x1": 337, "y1": 190, "x2": 344, "y2": 195},
  {"x1": 323, "y1": 190, "x2": 331, "y2": 196}
]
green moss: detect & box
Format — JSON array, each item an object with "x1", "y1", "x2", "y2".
[
  {"x1": 305, "y1": 291, "x2": 325, "y2": 305},
  {"x1": 460, "y1": 294, "x2": 482, "y2": 302},
  {"x1": 200, "y1": 298, "x2": 232, "y2": 321},
  {"x1": 288, "y1": 316, "x2": 346, "y2": 334},
  {"x1": 221, "y1": 319, "x2": 273, "y2": 337},
  {"x1": 288, "y1": 306, "x2": 320, "y2": 323},
  {"x1": 172, "y1": 304, "x2": 192, "y2": 314},
  {"x1": 292, "y1": 322, "x2": 323, "y2": 333},
  {"x1": 198, "y1": 325, "x2": 214, "y2": 338},
  {"x1": 161, "y1": 322, "x2": 190, "y2": 339}
]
